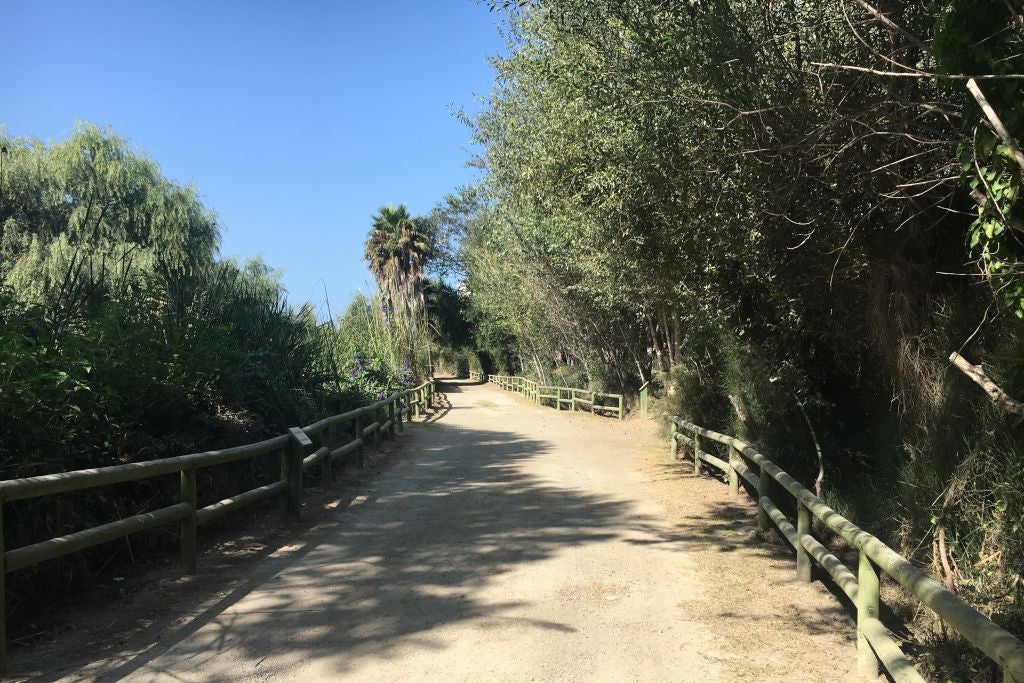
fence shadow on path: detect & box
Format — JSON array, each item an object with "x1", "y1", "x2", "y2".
[{"x1": 39, "y1": 417, "x2": 678, "y2": 682}]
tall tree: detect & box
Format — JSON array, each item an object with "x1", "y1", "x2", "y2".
[{"x1": 363, "y1": 203, "x2": 433, "y2": 342}]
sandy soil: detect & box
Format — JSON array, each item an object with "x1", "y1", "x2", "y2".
[{"x1": 13, "y1": 379, "x2": 861, "y2": 682}]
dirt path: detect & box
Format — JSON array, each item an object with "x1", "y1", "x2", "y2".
[{"x1": 21, "y1": 379, "x2": 860, "y2": 681}]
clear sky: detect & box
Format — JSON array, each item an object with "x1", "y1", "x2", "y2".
[{"x1": 1, "y1": 1, "x2": 504, "y2": 318}]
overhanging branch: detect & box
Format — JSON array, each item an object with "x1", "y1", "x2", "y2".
[{"x1": 949, "y1": 352, "x2": 1024, "y2": 417}]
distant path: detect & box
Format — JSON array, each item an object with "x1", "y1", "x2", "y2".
[{"x1": 40, "y1": 379, "x2": 860, "y2": 682}]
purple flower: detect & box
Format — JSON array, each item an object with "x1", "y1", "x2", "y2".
[{"x1": 377, "y1": 390, "x2": 386, "y2": 400}]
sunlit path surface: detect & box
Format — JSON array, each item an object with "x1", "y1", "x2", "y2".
[{"x1": 40, "y1": 379, "x2": 859, "y2": 682}]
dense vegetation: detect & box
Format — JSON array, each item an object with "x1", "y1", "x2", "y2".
[
  {"x1": 436, "y1": 1, "x2": 1023, "y2": 677},
  {"x1": 3, "y1": 2, "x2": 1022, "y2": 676},
  {"x1": 0, "y1": 125, "x2": 436, "y2": 626}
]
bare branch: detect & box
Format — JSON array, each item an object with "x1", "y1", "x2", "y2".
[
  {"x1": 966, "y1": 78, "x2": 1024, "y2": 171},
  {"x1": 852, "y1": 0, "x2": 930, "y2": 51},
  {"x1": 812, "y1": 62, "x2": 1024, "y2": 80},
  {"x1": 949, "y1": 352, "x2": 1024, "y2": 417}
]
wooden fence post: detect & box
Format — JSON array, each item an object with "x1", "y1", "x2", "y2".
[
  {"x1": 693, "y1": 432, "x2": 703, "y2": 475},
  {"x1": 320, "y1": 425, "x2": 334, "y2": 487},
  {"x1": 355, "y1": 412, "x2": 366, "y2": 468},
  {"x1": 180, "y1": 466, "x2": 197, "y2": 574},
  {"x1": 857, "y1": 550, "x2": 881, "y2": 676},
  {"x1": 284, "y1": 428, "x2": 310, "y2": 522},
  {"x1": 670, "y1": 421, "x2": 678, "y2": 462},
  {"x1": 728, "y1": 445, "x2": 740, "y2": 498},
  {"x1": 389, "y1": 399, "x2": 398, "y2": 436},
  {"x1": 373, "y1": 406, "x2": 382, "y2": 451},
  {"x1": 796, "y1": 501, "x2": 812, "y2": 581},
  {"x1": 756, "y1": 464, "x2": 769, "y2": 533},
  {"x1": 278, "y1": 445, "x2": 289, "y2": 522},
  {"x1": 618, "y1": 395, "x2": 624, "y2": 420}
]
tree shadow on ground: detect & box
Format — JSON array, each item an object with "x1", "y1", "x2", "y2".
[
  {"x1": 29, "y1": 419, "x2": 673, "y2": 681},
  {"x1": 638, "y1": 458, "x2": 858, "y2": 643}
]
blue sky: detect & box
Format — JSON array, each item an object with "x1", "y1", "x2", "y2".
[{"x1": 1, "y1": 1, "x2": 504, "y2": 318}]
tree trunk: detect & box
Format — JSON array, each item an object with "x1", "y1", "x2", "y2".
[
  {"x1": 660, "y1": 308, "x2": 674, "y2": 367},
  {"x1": 648, "y1": 315, "x2": 667, "y2": 372},
  {"x1": 672, "y1": 311, "x2": 682, "y2": 365}
]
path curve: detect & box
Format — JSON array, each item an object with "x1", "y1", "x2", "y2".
[{"x1": 39, "y1": 379, "x2": 860, "y2": 682}]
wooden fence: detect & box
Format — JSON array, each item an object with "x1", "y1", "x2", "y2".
[
  {"x1": 468, "y1": 370, "x2": 483, "y2": 382},
  {"x1": 670, "y1": 416, "x2": 1024, "y2": 683},
  {"x1": 487, "y1": 374, "x2": 624, "y2": 419},
  {"x1": 0, "y1": 379, "x2": 436, "y2": 673}
]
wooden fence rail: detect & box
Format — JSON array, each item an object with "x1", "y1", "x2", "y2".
[
  {"x1": 669, "y1": 416, "x2": 1024, "y2": 683},
  {"x1": 487, "y1": 374, "x2": 624, "y2": 420},
  {"x1": 0, "y1": 379, "x2": 437, "y2": 673}
]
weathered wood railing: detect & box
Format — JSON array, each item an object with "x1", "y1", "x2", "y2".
[
  {"x1": 0, "y1": 379, "x2": 436, "y2": 672},
  {"x1": 669, "y1": 416, "x2": 1024, "y2": 683},
  {"x1": 488, "y1": 374, "x2": 624, "y2": 419},
  {"x1": 468, "y1": 370, "x2": 483, "y2": 382}
]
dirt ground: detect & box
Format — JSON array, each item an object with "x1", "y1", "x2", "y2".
[{"x1": 12, "y1": 378, "x2": 864, "y2": 682}]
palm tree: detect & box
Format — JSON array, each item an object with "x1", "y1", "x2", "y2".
[{"x1": 363, "y1": 203, "x2": 433, "y2": 337}]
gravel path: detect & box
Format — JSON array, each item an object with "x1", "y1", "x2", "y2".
[{"x1": 28, "y1": 378, "x2": 860, "y2": 682}]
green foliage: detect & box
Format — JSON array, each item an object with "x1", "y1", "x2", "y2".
[
  {"x1": 0, "y1": 125, "x2": 426, "y2": 627},
  {"x1": 330, "y1": 292, "x2": 420, "y2": 398},
  {"x1": 934, "y1": 0, "x2": 1024, "y2": 319},
  {"x1": 1, "y1": 123, "x2": 219, "y2": 328}
]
